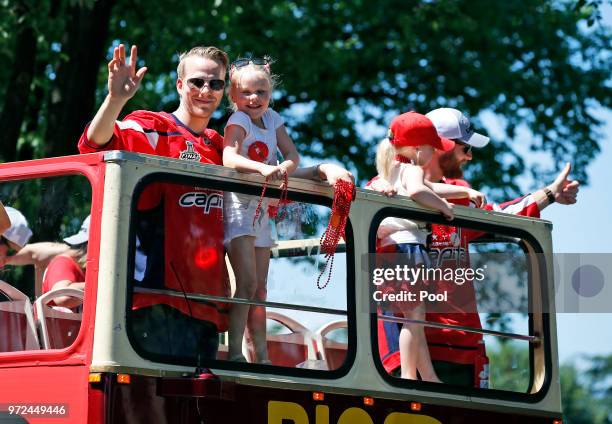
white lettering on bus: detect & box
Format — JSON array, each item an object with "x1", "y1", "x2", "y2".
[{"x1": 178, "y1": 192, "x2": 223, "y2": 213}]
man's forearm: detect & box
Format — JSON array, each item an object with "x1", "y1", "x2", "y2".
[
  {"x1": 533, "y1": 187, "x2": 555, "y2": 211},
  {"x1": 430, "y1": 182, "x2": 470, "y2": 199},
  {"x1": 292, "y1": 163, "x2": 354, "y2": 185},
  {"x1": 6, "y1": 242, "x2": 69, "y2": 267},
  {"x1": 292, "y1": 165, "x2": 324, "y2": 181},
  {"x1": 86, "y1": 95, "x2": 128, "y2": 146}
]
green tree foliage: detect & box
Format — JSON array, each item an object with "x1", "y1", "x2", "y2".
[
  {"x1": 0, "y1": 0, "x2": 610, "y2": 196},
  {"x1": 0, "y1": 0, "x2": 114, "y2": 158},
  {"x1": 560, "y1": 358, "x2": 612, "y2": 424},
  {"x1": 487, "y1": 340, "x2": 530, "y2": 392},
  {"x1": 489, "y1": 342, "x2": 612, "y2": 423},
  {"x1": 586, "y1": 354, "x2": 612, "y2": 416}
]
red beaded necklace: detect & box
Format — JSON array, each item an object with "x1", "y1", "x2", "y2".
[
  {"x1": 253, "y1": 173, "x2": 290, "y2": 227},
  {"x1": 317, "y1": 179, "x2": 356, "y2": 289}
]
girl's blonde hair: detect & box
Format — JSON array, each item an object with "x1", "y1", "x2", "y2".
[
  {"x1": 376, "y1": 139, "x2": 419, "y2": 180},
  {"x1": 375, "y1": 138, "x2": 396, "y2": 181},
  {"x1": 228, "y1": 57, "x2": 279, "y2": 112}
]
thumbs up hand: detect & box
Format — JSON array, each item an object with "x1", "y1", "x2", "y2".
[{"x1": 547, "y1": 163, "x2": 579, "y2": 205}]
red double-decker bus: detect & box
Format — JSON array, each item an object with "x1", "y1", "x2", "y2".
[{"x1": 0, "y1": 152, "x2": 563, "y2": 423}]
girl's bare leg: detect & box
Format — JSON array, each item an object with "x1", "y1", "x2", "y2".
[
  {"x1": 247, "y1": 247, "x2": 271, "y2": 363},
  {"x1": 227, "y1": 236, "x2": 257, "y2": 360},
  {"x1": 411, "y1": 304, "x2": 441, "y2": 382},
  {"x1": 399, "y1": 314, "x2": 419, "y2": 379},
  {"x1": 416, "y1": 333, "x2": 442, "y2": 382},
  {"x1": 399, "y1": 303, "x2": 441, "y2": 382}
]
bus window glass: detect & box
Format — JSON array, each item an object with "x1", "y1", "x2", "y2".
[
  {"x1": 470, "y1": 240, "x2": 531, "y2": 393},
  {"x1": 0, "y1": 175, "x2": 91, "y2": 352},
  {"x1": 127, "y1": 178, "x2": 350, "y2": 372},
  {"x1": 373, "y1": 217, "x2": 539, "y2": 393}
]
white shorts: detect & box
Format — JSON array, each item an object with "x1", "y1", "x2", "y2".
[{"x1": 223, "y1": 192, "x2": 275, "y2": 248}]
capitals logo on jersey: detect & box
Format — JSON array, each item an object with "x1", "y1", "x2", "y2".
[{"x1": 179, "y1": 141, "x2": 202, "y2": 162}]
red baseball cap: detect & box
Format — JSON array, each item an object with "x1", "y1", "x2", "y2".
[{"x1": 388, "y1": 112, "x2": 454, "y2": 151}]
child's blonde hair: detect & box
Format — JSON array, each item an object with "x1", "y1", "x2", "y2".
[
  {"x1": 228, "y1": 57, "x2": 279, "y2": 112},
  {"x1": 375, "y1": 138, "x2": 395, "y2": 181},
  {"x1": 376, "y1": 139, "x2": 418, "y2": 180}
]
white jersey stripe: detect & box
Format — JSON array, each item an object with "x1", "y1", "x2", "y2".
[
  {"x1": 494, "y1": 194, "x2": 535, "y2": 214},
  {"x1": 116, "y1": 120, "x2": 159, "y2": 149}
]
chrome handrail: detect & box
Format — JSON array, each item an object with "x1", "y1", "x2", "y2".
[
  {"x1": 378, "y1": 314, "x2": 540, "y2": 343},
  {"x1": 133, "y1": 287, "x2": 347, "y2": 316}
]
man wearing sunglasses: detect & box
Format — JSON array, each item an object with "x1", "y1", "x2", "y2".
[
  {"x1": 77, "y1": 43, "x2": 234, "y2": 363},
  {"x1": 79, "y1": 43, "x2": 228, "y2": 160},
  {"x1": 76, "y1": 44, "x2": 354, "y2": 363},
  {"x1": 373, "y1": 107, "x2": 579, "y2": 385},
  {"x1": 426, "y1": 108, "x2": 579, "y2": 386}
]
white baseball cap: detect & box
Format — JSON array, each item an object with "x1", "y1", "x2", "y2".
[
  {"x1": 426, "y1": 108, "x2": 490, "y2": 148},
  {"x1": 63, "y1": 215, "x2": 90, "y2": 246},
  {"x1": 3, "y1": 207, "x2": 33, "y2": 249}
]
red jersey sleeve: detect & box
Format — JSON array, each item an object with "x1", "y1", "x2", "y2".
[
  {"x1": 460, "y1": 193, "x2": 541, "y2": 242},
  {"x1": 437, "y1": 179, "x2": 542, "y2": 242},
  {"x1": 78, "y1": 123, "x2": 118, "y2": 153},
  {"x1": 77, "y1": 111, "x2": 169, "y2": 155},
  {"x1": 444, "y1": 178, "x2": 471, "y2": 188},
  {"x1": 205, "y1": 128, "x2": 224, "y2": 156},
  {"x1": 485, "y1": 194, "x2": 541, "y2": 218}
]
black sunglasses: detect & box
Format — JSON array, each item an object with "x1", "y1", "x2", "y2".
[
  {"x1": 230, "y1": 58, "x2": 269, "y2": 77},
  {"x1": 231, "y1": 57, "x2": 269, "y2": 69},
  {"x1": 454, "y1": 140, "x2": 472, "y2": 155},
  {"x1": 186, "y1": 77, "x2": 225, "y2": 91}
]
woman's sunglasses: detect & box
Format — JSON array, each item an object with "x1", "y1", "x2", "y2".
[{"x1": 186, "y1": 78, "x2": 225, "y2": 92}]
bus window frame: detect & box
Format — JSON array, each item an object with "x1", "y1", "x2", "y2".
[
  {"x1": 368, "y1": 206, "x2": 552, "y2": 403},
  {"x1": 125, "y1": 172, "x2": 357, "y2": 379},
  {"x1": 0, "y1": 154, "x2": 104, "y2": 366}
]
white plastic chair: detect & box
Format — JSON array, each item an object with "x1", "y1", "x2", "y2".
[
  {"x1": 246, "y1": 311, "x2": 320, "y2": 368},
  {"x1": 315, "y1": 320, "x2": 348, "y2": 370},
  {"x1": 34, "y1": 288, "x2": 84, "y2": 349},
  {"x1": 0, "y1": 280, "x2": 40, "y2": 351}
]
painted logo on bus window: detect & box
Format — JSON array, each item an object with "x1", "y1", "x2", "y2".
[{"x1": 178, "y1": 192, "x2": 223, "y2": 213}]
